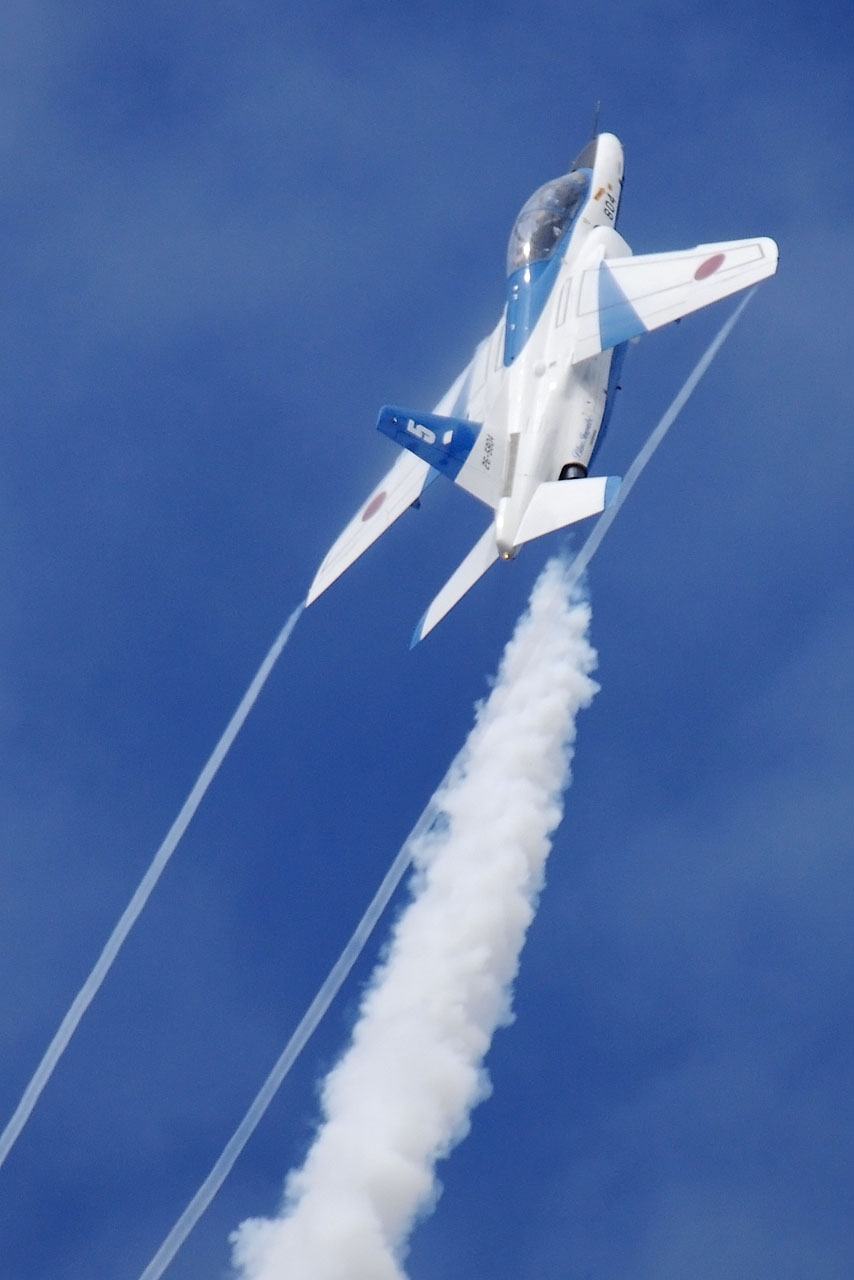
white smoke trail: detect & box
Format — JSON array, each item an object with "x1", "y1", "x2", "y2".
[
  {"x1": 0, "y1": 603, "x2": 303, "y2": 1173},
  {"x1": 231, "y1": 560, "x2": 597, "y2": 1280}
]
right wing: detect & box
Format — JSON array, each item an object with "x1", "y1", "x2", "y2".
[{"x1": 572, "y1": 236, "x2": 778, "y2": 361}]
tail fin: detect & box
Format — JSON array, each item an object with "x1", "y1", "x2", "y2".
[
  {"x1": 411, "y1": 525, "x2": 498, "y2": 646},
  {"x1": 377, "y1": 406, "x2": 501, "y2": 509},
  {"x1": 515, "y1": 475, "x2": 620, "y2": 546}
]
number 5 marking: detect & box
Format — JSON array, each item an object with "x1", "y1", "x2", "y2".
[{"x1": 406, "y1": 419, "x2": 436, "y2": 444}]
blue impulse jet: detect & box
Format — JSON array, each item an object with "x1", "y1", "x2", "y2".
[{"x1": 307, "y1": 132, "x2": 778, "y2": 641}]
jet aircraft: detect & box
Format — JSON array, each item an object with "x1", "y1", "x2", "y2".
[{"x1": 307, "y1": 132, "x2": 778, "y2": 642}]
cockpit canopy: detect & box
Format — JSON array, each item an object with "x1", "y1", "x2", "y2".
[{"x1": 506, "y1": 170, "x2": 590, "y2": 277}]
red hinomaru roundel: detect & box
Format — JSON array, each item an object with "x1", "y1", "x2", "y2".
[
  {"x1": 362, "y1": 491, "x2": 387, "y2": 521},
  {"x1": 694, "y1": 252, "x2": 726, "y2": 281}
]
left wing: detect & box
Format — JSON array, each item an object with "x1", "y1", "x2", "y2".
[
  {"x1": 573, "y1": 236, "x2": 778, "y2": 361},
  {"x1": 306, "y1": 355, "x2": 478, "y2": 606},
  {"x1": 306, "y1": 449, "x2": 432, "y2": 604}
]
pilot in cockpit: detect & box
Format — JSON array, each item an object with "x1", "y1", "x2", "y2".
[{"x1": 506, "y1": 170, "x2": 590, "y2": 276}]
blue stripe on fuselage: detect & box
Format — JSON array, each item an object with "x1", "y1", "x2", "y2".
[
  {"x1": 503, "y1": 259, "x2": 556, "y2": 366},
  {"x1": 588, "y1": 340, "x2": 628, "y2": 470},
  {"x1": 597, "y1": 263, "x2": 646, "y2": 350},
  {"x1": 503, "y1": 168, "x2": 593, "y2": 367}
]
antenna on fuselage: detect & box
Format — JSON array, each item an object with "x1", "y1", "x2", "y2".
[{"x1": 571, "y1": 103, "x2": 601, "y2": 171}]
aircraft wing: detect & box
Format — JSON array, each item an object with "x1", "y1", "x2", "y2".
[
  {"x1": 572, "y1": 236, "x2": 778, "y2": 362},
  {"x1": 306, "y1": 355, "x2": 480, "y2": 606},
  {"x1": 306, "y1": 449, "x2": 432, "y2": 604}
]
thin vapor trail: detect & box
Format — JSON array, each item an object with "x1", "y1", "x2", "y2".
[
  {"x1": 136, "y1": 791, "x2": 446, "y2": 1280},
  {"x1": 135, "y1": 297, "x2": 750, "y2": 1280},
  {"x1": 0, "y1": 604, "x2": 304, "y2": 1174},
  {"x1": 568, "y1": 289, "x2": 755, "y2": 582}
]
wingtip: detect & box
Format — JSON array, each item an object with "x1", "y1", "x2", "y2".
[
  {"x1": 305, "y1": 565, "x2": 327, "y2": 608},
  {"x1": 410, "y1": 613, "x2": 427, "y2": 649},
  {"x1": 604, "y1": 475, "x2": 622, "y2": 507}
]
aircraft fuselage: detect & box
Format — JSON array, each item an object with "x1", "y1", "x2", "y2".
[{"x1": 488, "y1": 132, "x2": 627, "y2": 556}]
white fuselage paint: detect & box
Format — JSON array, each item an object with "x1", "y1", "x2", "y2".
[{"x1": 460, "y1": 134, "x2": 630, "y2": 558}]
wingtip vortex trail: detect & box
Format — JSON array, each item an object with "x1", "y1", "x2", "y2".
[{"x1": 0, "y1": 602, "x2": 304, "y2": 1175}]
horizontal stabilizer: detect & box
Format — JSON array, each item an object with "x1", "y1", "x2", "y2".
[
  {"x1": 411, "y1": 524, "x2": 498, "y2": 646},
  {"x1": 515, "y1": 475, "x2": 620, "y2": 546},
  {"x1": 573, "y1": 236, "x2": 779, "y2": 361},
  {"x1": 377, "y1": 406, "x2": 499, "y2": 508}
]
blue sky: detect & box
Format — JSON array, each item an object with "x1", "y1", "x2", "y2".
[{"x1": 1, "y1": 2, "x2": 852, "y2": 1277}]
